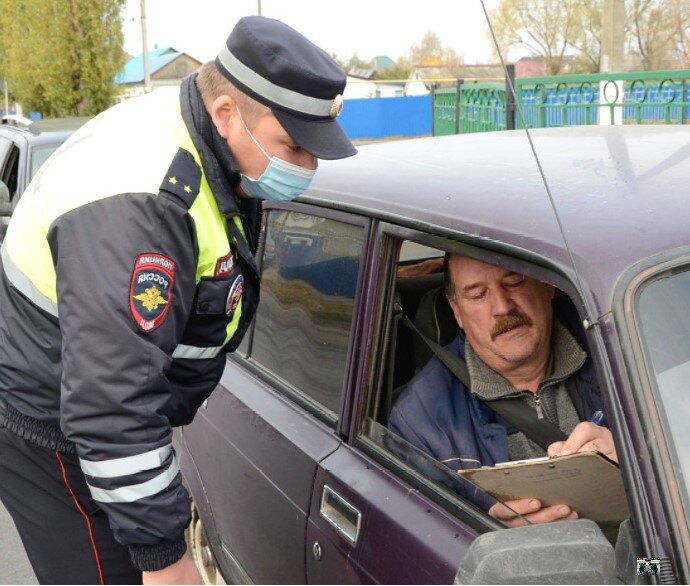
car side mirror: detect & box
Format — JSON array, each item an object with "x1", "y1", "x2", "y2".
[
  {"x1": 454, "y1": 519, "x2": 618, "y2": 584},
  {"x1": 0, "y1": 181, "x2": 12, "y2": 216}
]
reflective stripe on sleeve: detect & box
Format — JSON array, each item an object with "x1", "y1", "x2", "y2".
[
  {"x1": 87, "y1": 458, "x2": 180, "y2": 504},
  {"x1": 79, "y1": 444, "x2": 172, "y2": 479},
  {"x1": 1, "y1": 241, "x2": 59, "y2": 317},
  {"x1": 171, "y1": 344, "x2": 224, "y2": 360}
]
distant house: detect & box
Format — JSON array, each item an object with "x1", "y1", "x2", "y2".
[
  {"x1": 345, "y1": 69, "x2": 376, "y2": 99},
  {"x1": 115, "y1": 47, "x2": 202, "y2": 102},
  {"x1": 344, "y1": 68, "x2": 403, "y2": 99},
  {"x1": 405, "y1": 64, "x2": 506, "y2": 95},
  {"x1": 405, "y1": 61, "x2": 559, "y2": 94},
  {"x1": 514, "y1": 57, "x2": 547, "y2": 77}
]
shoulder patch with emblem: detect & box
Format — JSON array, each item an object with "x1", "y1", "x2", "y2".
[{"x1": 129, "y1": 253, "x2": 176, "y2": 332}]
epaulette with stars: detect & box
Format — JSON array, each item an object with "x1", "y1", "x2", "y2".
[{"x1": 160, "y1": 148, "x2": 202, "y2": 208}]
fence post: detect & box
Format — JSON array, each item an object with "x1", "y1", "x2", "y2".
[
  {"x1": 454, "y1": 78, "x2": 464, "y2": 134},
  {"x1": 431, "y1": 83, "x2": 439, "y2": 136},
  {"x1": 505, "y1": 63, "x2": 516, "y2": 130},
  {"x1": 683, "y1": 77, "x2": 688, "y2": 125}
]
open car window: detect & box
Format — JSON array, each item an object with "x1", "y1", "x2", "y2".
[
  {"x1": 359, "y1": 236, "x2": 624, "y2": 540},
  {"x1": 359, "y1": 239, "x2": 531, "y2": 529}
]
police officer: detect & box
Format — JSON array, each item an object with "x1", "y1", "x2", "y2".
[{"x1": 0, "y1": 16, "x2": 355, "y2": 585}]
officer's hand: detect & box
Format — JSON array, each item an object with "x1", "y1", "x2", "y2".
[
  {"x1": 142, "y1": 555, "x2": 202, "y2": 585},
  {"x1": 547, "y1": 422, "x2": 618, "y2": 463},
  {"x1": 489, "y1": 498, "x2": 578, "y2": 527}
]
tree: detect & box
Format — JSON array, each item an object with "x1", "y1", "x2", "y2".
[
  {"x1": 374, "y1": 56, "x2": 412, "y2": 80},
  {"x1": 668, "y1": 0, "x2": 690, "y2": 68},
  {"x1": 0, "y1": 0, "x2": 125, "y2": 117},
  {"x1": 488, "y1": 0, "x2": 583, "y2": 75},
  {"x1": 489, "y1": 0, "x2": 690, "y2": 74},
  {"x1": 569, "y1": 1, "x2": 603, "y2": 73},
  {"x1": 338, "y1": 52, "x2": 372, "y2": 72},
  {"x1": 408, "y1": 30, "x2": 460, "y2": 66},
  {"x1": 626, "y1": 0, "x2": 675, "y2": 69}
]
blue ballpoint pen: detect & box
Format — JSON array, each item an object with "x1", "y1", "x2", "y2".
[{"x1": 591, "y1": 410, "x2": 604, "y2": 425}]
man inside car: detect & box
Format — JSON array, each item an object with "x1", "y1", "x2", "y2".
[{"x1": 389, "y1": 253, "x2": 618, "y2": 527}]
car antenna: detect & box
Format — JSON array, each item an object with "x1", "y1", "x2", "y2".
[{"x1": 478, "y1": 0, "x2": 594, "y2": 328}]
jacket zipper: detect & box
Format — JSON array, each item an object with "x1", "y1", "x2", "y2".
[
  {"x1": 534, "y1": 391, "x2": 544, "y2": 419},
  {"x1": 491, "y1": 389, "x2": 546, "y2": 419}
]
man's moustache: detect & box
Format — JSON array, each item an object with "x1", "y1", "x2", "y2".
[{"x1": 491, "y1": 312, "x2": 533, "y2": 340}]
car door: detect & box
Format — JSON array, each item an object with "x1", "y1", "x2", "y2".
[
  {"x1": 180, "y1": 202, "x2": 370, "y2": 583},
  {"x1": 307, "y1": 442, "x2": 484, "y2": 584},
  {"x1": 305, "y1": 226, "x2": 501, "y2": 584},
  {"x1": 0, "y1": 136, "x2": 13, "y2": 241}
]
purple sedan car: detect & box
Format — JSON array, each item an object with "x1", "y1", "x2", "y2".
[{"x1": 174, "y1": 125, "x2": 690, "y2": 584}]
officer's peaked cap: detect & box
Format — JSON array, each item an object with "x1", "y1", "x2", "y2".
[{"x1": 216, "y1": 16, "x2": 356, "y2": 160}]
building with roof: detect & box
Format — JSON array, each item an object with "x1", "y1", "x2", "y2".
[
  {"x1": 404, "y1": 60, "x2": 554, "y2": 95},
  {"x1": 345, "y1": 69, "x2": 404, "y2": 99},
  {"x1": 115, "y1": 47, "x2": 202, "y2": 102},
  {"x1": 371, "y1": 55, "x2": 395, "y2": 71}
]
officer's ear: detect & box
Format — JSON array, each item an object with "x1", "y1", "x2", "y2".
[{"x1": 209, "y1": 94, "x2": 237, "y2": 140}]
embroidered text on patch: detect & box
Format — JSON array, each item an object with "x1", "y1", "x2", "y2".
[
  {"x1": 215, "y1": 252, "x2": 235, "y2": 277},
  {"x1": 130, "y1": 253, "x2": 176, "y2": 332}
]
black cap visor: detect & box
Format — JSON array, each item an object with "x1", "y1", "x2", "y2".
[{"x1": 273, "y1": 109, "x2": 357, "y2": 160}]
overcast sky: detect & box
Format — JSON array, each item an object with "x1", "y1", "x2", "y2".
[{"x1": 122, "y1": 0, "x2": 501, "y2": 66}]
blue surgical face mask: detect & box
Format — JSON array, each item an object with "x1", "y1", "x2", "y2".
[{"x1": 236, "y1": 108, "x2": 316, "y2": 201}]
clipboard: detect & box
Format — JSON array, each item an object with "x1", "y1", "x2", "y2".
[{"x1": 458, "y1": 451, "x2": 629, "y2": 528}]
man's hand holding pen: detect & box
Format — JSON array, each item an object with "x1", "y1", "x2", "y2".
[{"x1": 547, "y1": 411, "x2": 618, "y2": 463}]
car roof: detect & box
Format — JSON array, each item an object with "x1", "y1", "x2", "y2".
[
  {"x1": 306, "y1": 125, "x2": 690, "y2": 312},
  {"x1": 0, "y1": 117, "x2": 88, "y2": 146}
]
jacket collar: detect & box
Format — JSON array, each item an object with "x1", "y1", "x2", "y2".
[
  {"x1": 179, "y1": 73, "x2": 241, "y2": 217},
  {"x1": 180, "y1": 74, "x2": 264, "y2": 252}
]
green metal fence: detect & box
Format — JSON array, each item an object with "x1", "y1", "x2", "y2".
[
  {"x1": 433, "y1": 87, "x2": 459, "y2": 136},
  {"x1": 433, "y1": 69, "x2": 690, "y2": 135},
  {"x1": 433, "y1": 83, "x2": 506, "y2": 136}
]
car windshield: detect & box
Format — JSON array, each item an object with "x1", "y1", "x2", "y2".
[
  {"x1": 30, "y1": 143, "x2": 62, "y2": 178},
  {"x1": 635, "y1": 264, "x2": 690, "y2": 524}
]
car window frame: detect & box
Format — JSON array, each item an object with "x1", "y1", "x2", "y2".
[
  {"x1": 615, "y1": 247, "x2": 690, "y2": 581},
  {"x1": 229, "y1": 200, "x2": 373, "y2": 434},
  {"x1": 0, "y1": 136, "x2": 12, "y2": 173},
  {"x1": 349, "y1": 220, "x2": 633, "y2": 537},
  {"x1": 0, "y1": 132, "x2": 30, "y2": 200}
]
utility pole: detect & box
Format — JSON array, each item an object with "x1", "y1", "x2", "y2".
[
  {"x1": 600, "y1": 0, "x2": 625, "y2": 73},
  {"x1": 599, "y1": 0, "x2": 625, "y2": 125},
  {"x1": 257, "y1": 0, "x2": 262, "y2": 15},
  {"x1": 140, "y1": 0, "x2": 152, "y2": 93}
]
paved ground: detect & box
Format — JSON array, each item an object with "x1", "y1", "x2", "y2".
[{"x1": 0, "y1": 501, "x2": 37, "y2": 584}]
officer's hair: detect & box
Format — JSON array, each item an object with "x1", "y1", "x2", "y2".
[{"x1": 196, "y1": 61, "x2": 270, "y2": 127}]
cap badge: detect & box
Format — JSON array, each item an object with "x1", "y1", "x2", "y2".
[{"x1": 329, "y1": 94, "x2": 344, "y2": 118}]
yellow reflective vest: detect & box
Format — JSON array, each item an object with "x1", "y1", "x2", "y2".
[{"x1": 0, "y1": 82, "x2": 260, "y2": 568}]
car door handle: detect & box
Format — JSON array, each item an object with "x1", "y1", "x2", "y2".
[{"x1": 319, "y1": 485, "x2": 362, "y2": 546}]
